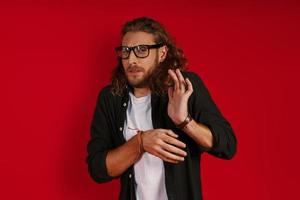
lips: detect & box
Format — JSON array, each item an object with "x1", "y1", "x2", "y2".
[
  {"x1": 127, "y1": 66, "x2": 144, "y2": 74},
  {"x1": 128, "y1": 69, "x2": 142, "y2": 73}
]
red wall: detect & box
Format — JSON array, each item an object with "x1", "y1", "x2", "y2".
[{"x1": 1, "y1": 1, "x2": 299, "y2": 199}]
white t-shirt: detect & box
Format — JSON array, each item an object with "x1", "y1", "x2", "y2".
[{"x1": 123, "y1": 92, "x2": 168, "y2": 200}]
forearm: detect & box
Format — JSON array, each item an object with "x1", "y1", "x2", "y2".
[
  {"x1": 106, "y1": 134, "x2": 141, "y2": 177},
  {"x1": 182, "y1": 119, "x2": 213, "y2": 150}
]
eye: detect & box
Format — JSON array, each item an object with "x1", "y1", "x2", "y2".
[
  {"x1": 136, "y1": 45, "x2": 148, "y2": 52},
  {"x1": 121, "y1": 47, "x2": 130, "y2": 53}
]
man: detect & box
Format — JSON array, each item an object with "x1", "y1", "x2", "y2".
[{"x1": 86, "y1": 17, "x2": 237, "y2": 200}]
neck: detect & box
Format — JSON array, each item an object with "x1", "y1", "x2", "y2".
[{"x1": 133, "y1": 87, "x2": 151, "y2": 98}]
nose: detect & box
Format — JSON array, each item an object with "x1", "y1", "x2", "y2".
[{"x1": 128, "y1": 49, "x2": 138, "y2": 64}]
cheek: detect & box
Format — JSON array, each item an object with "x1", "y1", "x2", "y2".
[
  {"x1": 141, "y1": 59, "x2": 154, "y2": 71},
  {"x1": 147, "y1": 54, "x2": 159, "y2": 68},
  {"x1": 143, "y1": 51, "x2": 158, "y2": 66},
  {"x1": 122, "y1": 60, "x2": 129, "y2": 69}
]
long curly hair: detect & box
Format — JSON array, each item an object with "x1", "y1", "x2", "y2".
[{"x1": 110, "y1": 17, "x2": 188, "y2": 96}]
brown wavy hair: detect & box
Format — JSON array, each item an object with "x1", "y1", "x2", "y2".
[{"x1": 110, "y1": 17, "x2": 188, "y2": 96}]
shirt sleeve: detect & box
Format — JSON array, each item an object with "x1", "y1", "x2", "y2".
[
  {"x1": 86, "y1": 87, "x2": 115, "y2": 183},
  {"x1": 185, "y1": 72, "x2": 237, "y2": 159}
]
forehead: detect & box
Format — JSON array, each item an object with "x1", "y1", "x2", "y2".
[{"x1": 122, "y1": 31, "x2": 156, "y2": 46}]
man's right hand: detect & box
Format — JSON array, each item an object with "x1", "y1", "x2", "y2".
[{"x1": 142, "y1": 129, "x2": 187, "y2": 163}]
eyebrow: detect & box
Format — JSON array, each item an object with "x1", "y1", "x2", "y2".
[{"x1": 121, "y1": 44, "x2": 155, "y2": 47}]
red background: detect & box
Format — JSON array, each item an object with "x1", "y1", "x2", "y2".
[{"x1": 1, "y1": 1, "x2": 299, "y2": 199}]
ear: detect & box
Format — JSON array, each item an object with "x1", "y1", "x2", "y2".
[{"x1": 158, "y1": 45, "x2": 168, "y2": 63}]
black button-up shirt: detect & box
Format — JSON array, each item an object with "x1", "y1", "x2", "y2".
[{"x1": 86, "y1": 71, "x2": 237, "y2": 200}]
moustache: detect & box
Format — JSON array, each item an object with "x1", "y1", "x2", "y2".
[{"x1": 126, "y1": 65, "x2": 145, "y2": 73}]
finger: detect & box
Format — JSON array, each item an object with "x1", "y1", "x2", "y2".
[
  {"x1": 162, "y1": 143, "x2": 187, "y2": 157},
  {"x1": 175, "y1": 68, "x2": 186, "y2": 92},
  {"x1": 165, "y1": 129, "x2": 178, "y2": 138},
  {"x1": 157, "y1": 147, "x2": 185, "y2": 162},
  {"x1": 151, "y1": 145, "x2": 178, "y2": 162},
  {"x1": 162, "y1": 134, "x2": 186, "y2": 149},
  {"x1": 161, "y1": 156, "x2": 180, "y2": 164},
  {"x1": 168, "y1": 87, "x2": 174, "y2": 99},
  {"x1": 164, "y1": 159, "x2": 179, "y2": 164},
  {"x1": 155, "y1": 151, "x2": 179, "y2": 163},
  {"x1": 185, "y1": 78, "x2": 193, "y2": 96},
  {"x1": 168, "y1": 69, "x2": 179, "y2": 91}
]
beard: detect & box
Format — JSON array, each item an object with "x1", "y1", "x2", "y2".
[
  {"x1": 125, "y1": 61, "x2": 159, "y2": 88},
  {"x1": 125, "y1": 65, "x2": 151, "y2": 88}
]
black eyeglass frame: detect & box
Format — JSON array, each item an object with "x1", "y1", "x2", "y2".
[{"x1": 115, "y1": 43, "x2": 164, "y2": 59}]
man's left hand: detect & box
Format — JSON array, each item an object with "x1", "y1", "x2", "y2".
[{"x1": 167, "y1": 69, "x2": 193, "y2": 125}]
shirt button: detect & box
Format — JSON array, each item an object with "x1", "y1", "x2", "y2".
[
  {"x1": 119, "y1": 127, "x2": 123, "y2": 131},
  {"x1": 123, "y1": 102, "x2": 127, "y2": 107},
  {"x1": 129, "y1": 174, "x2": 132, "y2": 178}
]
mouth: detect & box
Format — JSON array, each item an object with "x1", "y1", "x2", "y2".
[
  {"x1": 127, "y1": 71, "x2": 143, "y2": 79},
  {"x1": 126, "y1": 67, "x2": 144, "y2": 75}
]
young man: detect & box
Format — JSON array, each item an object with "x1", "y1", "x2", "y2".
[{"x1": 86, "y1": 17, "x2": 237, "y2": 200}]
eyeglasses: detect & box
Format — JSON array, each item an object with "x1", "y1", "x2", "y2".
[{"x1": 115, "y1": 43, "x2": 164, "y2": 59}]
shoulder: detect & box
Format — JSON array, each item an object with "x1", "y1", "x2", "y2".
[
  {"x1": 99, "y1": 85, "x2": 112, "y2": 95},
  {"x1": 181, "y1": 70, "x2": 212, "y2": 101},
  {"x1": 182, "y1": 70, "x2": 201, "y2": 79},
  {"x1": 181, "y1": 71, "x2": 205, "y2": 86},
  {"x1": 96, "y1": 84, "x2": 125, "y2": 106},
  {"x1": 97, "y1": 85, "x2": 112, "y2": 100},
  {"x1": 97, "y1": 85, "x2": 117, "y2": 103}
]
